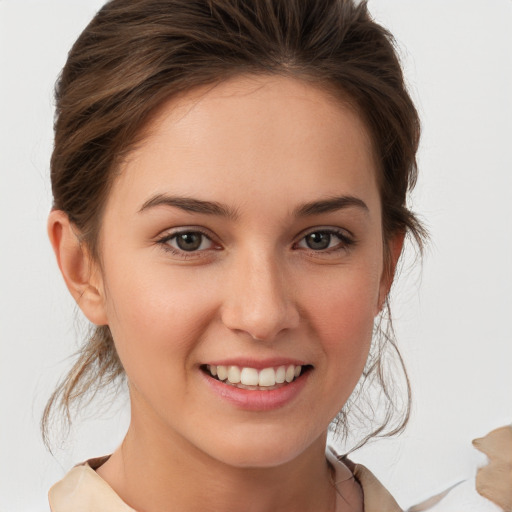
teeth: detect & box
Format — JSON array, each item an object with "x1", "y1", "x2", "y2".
[
  {"x1": 258, "y1": 367, "x2": 276, "y2": 387},
  {"x1": 240, "y1": 367, "x2": 259, "y2": 386},
  {"x1": 227, "y1": 366, "x2": 241, "y2": 384},
  {"x1": 207, "y1": 364, "x2": 304, "y2": 387},
  {"x1": 216, "y1": 365, "x2": 227, "y2": 381}
]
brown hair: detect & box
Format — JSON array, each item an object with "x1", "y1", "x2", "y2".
[{"x1": 43, "y1": 0, "x2": 426, "y2": 450}]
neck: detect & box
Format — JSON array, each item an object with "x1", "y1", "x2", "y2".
[{"x1": 97, "y1": 417, "x2": 339, "y2": 512}]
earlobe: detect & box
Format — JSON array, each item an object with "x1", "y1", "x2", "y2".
[
  {"x1": 376, "y1": 230, "x2": 405, "y2": 314},
  {"x1": 47, "y1": 210, "x2": 108, "y2": 325}
]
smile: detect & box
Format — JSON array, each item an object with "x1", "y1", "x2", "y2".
[{"x1": 203, "y1": 364, "x2": 308, "y2": 390}]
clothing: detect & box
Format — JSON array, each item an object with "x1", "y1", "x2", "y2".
[
  {"x1": 328, "y1": 450, "x2": 403, "y2": 512},
  {"x1": 48, "y1": 426, "x2": 512, "y2": 512},
  {"x1": 48, "y1": 451, "x2": 402, "y2": 512}
]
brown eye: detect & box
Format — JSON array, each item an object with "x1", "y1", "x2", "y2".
[{"x1": 175, "y1": 232, "x2": 204, "y2": 251}]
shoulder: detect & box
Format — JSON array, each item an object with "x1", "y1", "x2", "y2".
[{"x1": 48, "y1": 456, "x2": 135, "y2": 512}]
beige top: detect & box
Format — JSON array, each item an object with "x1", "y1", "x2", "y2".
[
  {"x1": 48, "y1": 450, "x2": 402, "y2": 512},
  {"x1": 49, "y1": 425, "x2": 512, "y2": 512}
]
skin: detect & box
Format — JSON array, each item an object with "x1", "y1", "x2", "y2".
[{"x1": 49, "y1": 75, "x2": 403, "y2": 512}]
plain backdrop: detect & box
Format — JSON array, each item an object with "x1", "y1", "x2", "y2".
[{"x1": 1, "y1": 1, "x2": 511, "y2": 510}]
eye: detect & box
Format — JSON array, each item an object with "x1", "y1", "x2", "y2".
[
  {"x1": 158, "y1": 230, "x2": 216, "y2": 253},
  {"x1": 296, "y1": 229, "x2": 353, "y2": 252}
]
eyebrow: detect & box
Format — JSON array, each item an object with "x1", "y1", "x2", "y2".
[
  {"x1": 293, "y1": 195, "x2": 369, "y2": 217},
  {"x1": 138, "y1": 193, "x2": 368, "y2": 219},
  {"x1": 138, "y1": 194, "x2": 239, "y2": 220}
]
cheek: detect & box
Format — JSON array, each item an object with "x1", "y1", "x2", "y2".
[
  {"x1": 301, "y1": 263, "x2": 381, "y2": 364},
  {"x1": 100, "y1": 257, "x2": 217, "y2": 371}
]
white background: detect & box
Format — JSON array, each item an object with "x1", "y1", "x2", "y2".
[{"x1": 1, "y1": 1, "x2": 511, "y2": 510}]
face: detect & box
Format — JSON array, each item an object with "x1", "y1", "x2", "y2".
[{"x1": 92, "y1": 75, "x2": 393, "y2": 467}]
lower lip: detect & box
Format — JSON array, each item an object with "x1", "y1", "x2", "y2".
[{"x1": 201, "y1": 370, "x2": 310, "y2": 411}]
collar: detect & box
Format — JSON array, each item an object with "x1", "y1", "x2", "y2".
[{"x1": 327, "y1": 447, "x2": 402, "y2": 512}]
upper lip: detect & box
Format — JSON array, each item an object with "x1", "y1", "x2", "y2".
[{"x1": 202, "y1": 358, "x2": 310, "y2": 369}]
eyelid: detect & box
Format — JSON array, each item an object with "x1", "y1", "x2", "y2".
[
  {"x1": 157, "y1": 225, "x2": 218, "y2": 241},
  {"x1": 295, "y1": 225, "x2": 354, "y2": 242}
]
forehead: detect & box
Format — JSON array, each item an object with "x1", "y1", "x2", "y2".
[{"x1": 109, "y1": 74, "x2": 380, "y2": 220}]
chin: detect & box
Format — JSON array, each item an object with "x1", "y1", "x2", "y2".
[
  {"x1": 197, "y1": 427, "x2": 323, "y2": 469},
  {"x1": 215, "y1": 446, "x2": 303, "y2": 469}
]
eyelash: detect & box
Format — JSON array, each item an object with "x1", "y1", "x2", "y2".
[{"x1": 156, "y1": 228, "x2": 355, "y2": 258}]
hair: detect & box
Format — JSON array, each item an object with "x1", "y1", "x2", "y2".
[{"x1": 42, "y1": 0, "x2": 426, "y2": 450}]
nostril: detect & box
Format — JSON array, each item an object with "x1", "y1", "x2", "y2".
[
  {"x1": 221, "y1": 303, "x2": 300, "y2": 342},
  {"x1": 220, "y1": 262, "x2": 300, "y2": 341}
]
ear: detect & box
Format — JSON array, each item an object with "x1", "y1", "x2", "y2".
[
  {"x1": 48, "y1": 210, "x2": 108, "y2": 325},
  {"x1": 377, "y1": 230, "x2": 405, "y2": 314}
]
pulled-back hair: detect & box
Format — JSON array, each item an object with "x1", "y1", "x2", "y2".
[{"x1": 43, "y1": 0, "x2": 426, "y2": 450}]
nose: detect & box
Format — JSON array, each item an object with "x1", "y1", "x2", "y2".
[{"x1": 220, "y1": 249, "x2": 300, "y2": 342}]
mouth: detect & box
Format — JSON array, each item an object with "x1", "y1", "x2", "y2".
[{"x1": 201, "y1": 363, "x2": 312, "y2": 391}]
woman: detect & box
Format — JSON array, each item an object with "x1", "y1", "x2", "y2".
[{"x1": 41, "y1": 1, "x2": 509, "y2": 511}]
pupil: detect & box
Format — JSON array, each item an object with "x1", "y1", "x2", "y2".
[
  {"x1": 306, "y1": 232, "x2": 330, "y2": 250},
  {"x1": 177, "y1": 232, "x2": 202, "y2": 251}
]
